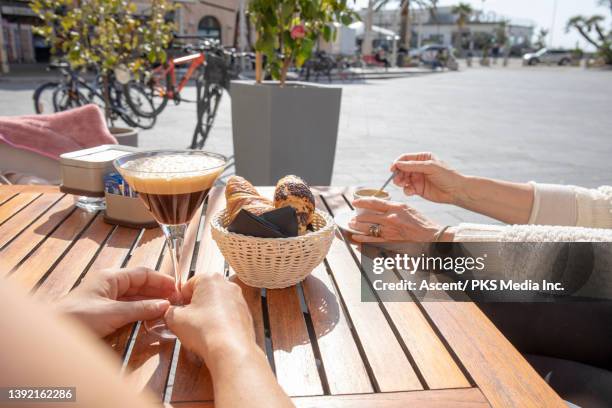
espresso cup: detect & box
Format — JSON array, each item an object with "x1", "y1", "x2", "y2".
[{"x1": 353, "y1": 188, "x2": 391, "y2": 215}]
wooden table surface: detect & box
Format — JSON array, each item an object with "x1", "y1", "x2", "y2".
[{"x1": 0, "y1": 185, "x2": 565, "y2": 407}]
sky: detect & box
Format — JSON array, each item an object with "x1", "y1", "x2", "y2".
[{"x1": 353, "y1": 0, "x2": 612, "y2": 50}]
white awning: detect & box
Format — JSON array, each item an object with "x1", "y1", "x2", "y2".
[{"x1": 349, "y1": 21, "x2": 400, "y2": 40}]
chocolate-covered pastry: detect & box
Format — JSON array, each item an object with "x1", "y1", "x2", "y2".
[{"x1": 273, "y1": 175, "x2": 315, "y2": 235}]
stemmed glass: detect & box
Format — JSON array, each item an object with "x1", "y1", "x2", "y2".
[{"x1": 114, "y1": 150, "x2": 226, "y2": 339}]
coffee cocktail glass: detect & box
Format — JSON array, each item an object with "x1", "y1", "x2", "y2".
[{"x1": 114, "y1": 150, "x2": 226, "y2": 339}]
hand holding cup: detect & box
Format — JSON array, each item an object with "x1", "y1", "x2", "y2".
[{"x1": 350, "y1": 198, "x2": 447, "y2": 243}]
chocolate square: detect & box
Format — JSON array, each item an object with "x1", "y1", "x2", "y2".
[
  {"x1": 228, "y1": 209, "x2": 286, "y2": 238},
  {"x1": 226, "y1": 207, "x2": 299, "y2": 238}
]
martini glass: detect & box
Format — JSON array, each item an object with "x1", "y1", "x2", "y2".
[{"x1": 114, "y1": 150, "x2": 226, "y2": 339}]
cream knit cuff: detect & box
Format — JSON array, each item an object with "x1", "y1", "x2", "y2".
[
  {"x1": 454, "y1": 183, "x2": 612, "y2": 242},
  {"x1": 527, "y1": 182, "x2": 577, "y2": 226},
  {"x1": 528, "y1": 182, "x2": 612, "y2": 228}
]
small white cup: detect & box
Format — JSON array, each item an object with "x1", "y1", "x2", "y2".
[{"x1": 353, "y1": 188, "x2": 391, "y2": 216}]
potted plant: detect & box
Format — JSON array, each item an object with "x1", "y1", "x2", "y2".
[
  {"x1": 230, "y1": 0, "x2": 358, "y2": 185},
  {"x1": 30, "y1": 0, "x2": 175, "y2": 145}
]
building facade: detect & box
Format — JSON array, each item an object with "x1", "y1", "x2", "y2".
[
  {"x1": 359, "y1": 6, "x2": 534, "y2": 53},
  {"x1": 0, "y1": 0, "x2": 248, "y2": 73},
  {"x1": 1, "y1": 0, "x2": 40, "y2": 71},
  {"x1": 138, "y1": 0, "x2": 241, "y2": 46}
]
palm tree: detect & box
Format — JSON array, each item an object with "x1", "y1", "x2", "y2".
[
  {"x1": 566, "y1": 14, "x2": 612, "y2": 64},
  {"x1": 398, "y1": 0, "x2": 411, "y2": 49},
  {"x1": 451, "y1": 2, "x2": 473, "y2": 56},
  {"x1": 361, "y1": 0, "x2": 395, "y2": 55},
  {"x1": 567, "y1": 17, "x2": 594, "y2": 47},
  {"x1": 398, "y1": 0, "x2": 437, "y2": 50},
  {"x1": 586, "y1": 15, "x2": 609, "y2": 43},
  {"x1": 362, "y1": 0, "x2": 437, "y2": 55},
  {"x1": 495, "y1": 19, "x2": 510, "y2": 66},
  {"x1": 362, "y1": 0, "x2": 376, "y2": 55}
]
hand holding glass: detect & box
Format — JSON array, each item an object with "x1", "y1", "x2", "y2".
[{"x1": 114, "y1": 150, "x2": 226, "y2": 339}]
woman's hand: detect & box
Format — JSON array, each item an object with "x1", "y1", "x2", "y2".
[
  {"x1": 391, "y1": 152, "x2": 535, "y2": 224},
  {"x1": 165, "y1": 274, "x2": 256, "y2": 369},
  {"x1": 391, "y1": 152, "x2": 465, "y2": 205},
  {"x1": 56, "y1": 267, "x2": 177, "y2": 337},
  {"x1": 350, "y1": 198, "x2": 455, "y2": 243},
  {"x1": 166, "y1": 274, "x2": 293, "y2": 408}
]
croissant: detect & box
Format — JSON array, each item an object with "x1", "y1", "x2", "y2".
[
  {"x1": 273, "y1": 175, "x2": 315, "y2": 235},
  {"x1": 225, "y1": 176, "x2": 273, "y2": 222}
]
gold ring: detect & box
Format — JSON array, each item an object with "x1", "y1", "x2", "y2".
[{"x1": 369, "y1": 224, "x2": 382, "y2": 238}]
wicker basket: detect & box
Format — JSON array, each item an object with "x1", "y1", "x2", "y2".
[{"x1": 211, "y1": 209, "x2": 335, "y2": 289}]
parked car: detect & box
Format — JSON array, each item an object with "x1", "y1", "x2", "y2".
[
  {"x1": 409, "y1": 45, "x2": 454, "y2": 61},
  {"x1": 523, "y1": 48, "x2": 574, "y2": 66}
]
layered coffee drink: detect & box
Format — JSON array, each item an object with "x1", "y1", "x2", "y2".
[
  {"x1": 114, "y1": 150, "x2": 226, "y2": 340},
  {"x1": 117, "y1": 153, "x2": 225, "y2": 225}
]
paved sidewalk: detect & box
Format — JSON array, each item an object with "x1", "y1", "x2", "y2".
[
  {"x1": 1, "y1": 64, "x2": 611, "y2": 225},
  {"x1": 0, "y1": 63, "x2": 435, "y2": 83},
  {"x1": 145, "y1": 66, "x2": 611, "y2": 225},
  {"x1": 0, "y1": 63, "x2": 58, "y2": 82}
]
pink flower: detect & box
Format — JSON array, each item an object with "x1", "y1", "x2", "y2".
[{"x1": 290, "y1": 24, "x2": 305, "y2": 40}]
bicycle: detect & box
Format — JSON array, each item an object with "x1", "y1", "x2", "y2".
[
  {"x1": 124, "y1": 37, "x2": 244, "y2": 148},
  {"x1": 32, "y1": 80, "x2": 60, "y2": 115},
  {"x1": 33, "y1": 62, "x2": 155, "y2": 129},
  {"x1": 33, "y1": 61, "x2": 89, "y2": 114},
  {"x1": 301, "y1": 51, "x2": 336, "y2": 82}
]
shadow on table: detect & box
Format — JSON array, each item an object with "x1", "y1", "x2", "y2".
[
  {"x1": 264, "y1": 274, "x2": 341, "y2": 353},
  {"x1": 32, "y1": 203, "x2": 79, "y2": 240},
  {"x1": 121, "y1": 324, "x2": 178, "y2": 393},
  {"x1": 301, "y1": 275, "x2": 340, "y2": 339}
]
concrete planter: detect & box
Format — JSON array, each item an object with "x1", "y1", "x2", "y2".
[
  {"x1": 230, "y1": 81, "x2": 341, "y2": 185},
  {"x1": 110, "y1": 127, "x2": 138, "y2": 147}
]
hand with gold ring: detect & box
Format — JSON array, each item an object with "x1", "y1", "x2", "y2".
[
  {"x1": 349, "y1": 198, "x2": 456, "y2": 243},
  {"x1": 368, "y1": 223, "x2": 382, "y2": 238}
]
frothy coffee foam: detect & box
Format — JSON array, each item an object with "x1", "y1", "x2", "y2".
[{"x1": 119, "y1": 154, "x2": 225, "y2": 194}]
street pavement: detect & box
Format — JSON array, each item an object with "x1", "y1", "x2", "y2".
[{"x1": 1, "y1": 64, "x2": 611, "y2": 225}]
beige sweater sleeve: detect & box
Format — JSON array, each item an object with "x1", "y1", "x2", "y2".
[
  {"x1": 527, "y1": 183, "x2": 612, "y2": 228},
  {"x1": 454, "y1": 184, "x2": 612, "y2": 242}
]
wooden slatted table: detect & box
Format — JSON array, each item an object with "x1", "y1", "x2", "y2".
[{"x1": 0, "y1": 185, "x2": 565, "y2": 407}]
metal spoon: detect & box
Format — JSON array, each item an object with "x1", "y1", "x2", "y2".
[{"x1": 374, "y1": 172, "x2": 396, "y2": 197}]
